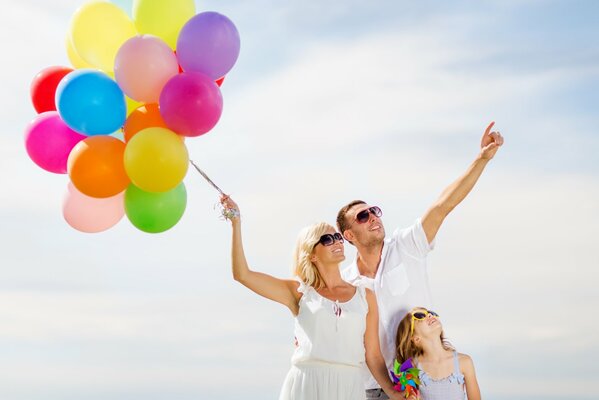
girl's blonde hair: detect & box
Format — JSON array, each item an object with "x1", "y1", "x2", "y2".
[
  {"x1": 293, "y1": 222, "x2": 334, "y2": 289},
  {"x1": 395, "y1": 307, "x2": 454, "y2": 363}
]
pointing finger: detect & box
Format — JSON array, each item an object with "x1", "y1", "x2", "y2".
[{"x1": 484, "y1": 121, "x2": 495, "y2": 136}]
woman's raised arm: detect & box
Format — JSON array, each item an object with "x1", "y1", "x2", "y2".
[{"x1": 222, "y1": 195, "x2": 301, "y2": 314}]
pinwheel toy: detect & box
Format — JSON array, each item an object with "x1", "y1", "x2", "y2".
[{"x1": 390, "y1": 358, "x2": 421, "y2": 398}]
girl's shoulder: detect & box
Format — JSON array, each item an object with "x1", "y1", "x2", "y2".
[{"x1": 457, "y1": 352, "x2": 475, "y2": 373}]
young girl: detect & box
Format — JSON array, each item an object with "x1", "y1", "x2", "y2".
[
  {"x1": 221, "y1": 195, "x2": 404, "y2": 400},
  {"x1": 395, "y1": 307, "x2": 481, "y2": 400}
]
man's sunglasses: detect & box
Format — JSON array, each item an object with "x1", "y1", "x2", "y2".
[
  {"x1": 410, "y1": 309, "x2": 440, "y2": 335},
  {"x1": 354, "y1": 206, "x2": 382, "y2": 224},
  {"x1": 316, "y1": 232, "x2": 344, "y2": 247}
]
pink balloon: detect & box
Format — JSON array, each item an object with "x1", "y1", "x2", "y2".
[
  {"x1": 159, "y1": 72, "x2": 223, "y2": 137},
  {"x1": 62, "y1": 182, "x2": 125, "y2": 233},
  {"x1": 115, "y1": 35, "x2": 179, "y2": 102},
  {"x1": 24, "y1": 111, "x2": 86, "y2": 174}
]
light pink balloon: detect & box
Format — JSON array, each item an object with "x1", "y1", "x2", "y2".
[
  {"x1": 63, "y1": 182, "x2": 125, "y2": 233},
  {"x1": 24, "y1": 111, "x2": 86, "y2": 174},
  {"x1": 159, "y1": 72, "x2": 223, "y2": 137},
  {"x1": 114, "y1": 35, "x2": 179, "y2": 102}
]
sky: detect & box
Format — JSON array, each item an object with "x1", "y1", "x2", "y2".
[{"x1": 1, "y1": 0, "x2": 599, "y2": 399}]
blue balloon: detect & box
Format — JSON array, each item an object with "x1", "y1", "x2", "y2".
[{"x1": 55, "y1": 69, "x2": 126, "y2": 135}]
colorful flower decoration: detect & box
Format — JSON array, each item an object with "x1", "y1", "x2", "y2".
[{"x1": 390, "y1": 358, "x2": 421, "y2": 398}]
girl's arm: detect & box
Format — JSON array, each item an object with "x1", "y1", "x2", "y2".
[
  {"x1": 223, "y1": 196, "x2": 301, "y2": 314},
  {"x1": 364, "y1": 289, "x2": 410, "y2": 400},
  {"x1": 460, "y1": 353, "x2": 481, "y2": 400}
]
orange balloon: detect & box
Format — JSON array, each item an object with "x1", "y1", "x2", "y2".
[
  {"x1": 68, "y1": 136, "x2": 130, "y2": 198},
  {"x1": 123, "y1": 103, "x2": 168, "y2": 142}
]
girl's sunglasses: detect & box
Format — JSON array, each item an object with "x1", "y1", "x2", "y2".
[
  {"x1": 354, "y1": 206, "x2": 382, "y2": 224},
  {"x1": 410, "y1": 309, "x2": 440, "y2": 335},
  {"x1": 413, "y1": 310, "x2": 439, "y2": 320},
  {"x1": 317, "y1": 232, "x2": 344, "y2": 247}
]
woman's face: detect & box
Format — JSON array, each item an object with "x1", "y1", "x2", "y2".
[
  {"x1": 412, "y1": 308, "x2": 443, "y2": 338},
  {"x1": 311, "y1": 227, "x2": 345, "y2": 265}
]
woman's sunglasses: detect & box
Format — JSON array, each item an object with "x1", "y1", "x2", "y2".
[
  {"x1": 316, "y1": 232, "x2": 344, "y2": 247},
  {"x1": 410, "y1": 309, "x2": 440, "y2": 335},
  {"x1": 354, "y1": 206, "x2": 382, "y2": 224}
]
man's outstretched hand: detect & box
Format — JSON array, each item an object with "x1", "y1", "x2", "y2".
[{"x1": 480, "y1": 121, "x2": 504, "y2": 160}]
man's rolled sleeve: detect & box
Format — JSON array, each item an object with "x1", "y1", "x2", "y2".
[{"x1": 392, "y1": 217, "x2": 435, "y2": 259}]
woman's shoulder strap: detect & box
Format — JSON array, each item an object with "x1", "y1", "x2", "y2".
[
  {"x1": 359, "y1": 285, "x2": 371, "y2": 307},
  {"x1": 295, "y1": 279, "x2": 311, "y2": 295}
]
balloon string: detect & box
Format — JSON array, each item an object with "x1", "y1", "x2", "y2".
[
  {"x1": 189, "y1": 159, "x2": 239, "y2": 220},
  {"x1": 189, "y1": 159, "x2": 225, "y2": 195}
]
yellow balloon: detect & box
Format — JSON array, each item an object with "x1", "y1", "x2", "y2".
[
  {"x1": 65, "y1": 35, "x2": 93, "y2": 69},
  {"x1": 124, "y1": 127, "x2": 189, "y2": 193},
  {"x1": 133, "y1": 0, "x2": 195, "y2": 49},
  {"x1": 69, "y1": 1, "x2": 137, "y2": 72},
  {"x1": 126, "y1": 96, "x2": 143, "y2": 117}
]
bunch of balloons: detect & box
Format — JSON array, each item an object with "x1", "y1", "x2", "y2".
[{"x1": 24, "y1": 0, "x2": 240, "y2": 233}]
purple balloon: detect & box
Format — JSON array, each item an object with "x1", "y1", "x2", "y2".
[
  {"x1": 176, "y1": 12, "x2": 240, "y2": 80},
  {"x1": 159, "y1": 72, "x2": 223, "y2": 137},
  {"x1": 24, "y1": 111, "x2": 86, "y2": 174}
]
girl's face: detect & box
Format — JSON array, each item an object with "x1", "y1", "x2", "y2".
[
  {"x1": 411, "y1": 308, "x2": 442, "y2": 339},
  {"x1": 311, "y1": 228, "x2": 345, "y2": 265}
]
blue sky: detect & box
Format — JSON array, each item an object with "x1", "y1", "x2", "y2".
[{"x1": 1, "y1": 0, "x2": 598, "y2": 399}]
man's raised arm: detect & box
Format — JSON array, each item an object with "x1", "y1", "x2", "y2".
[{"x1": 421, "y1": 121, "x2": 504, "y2": 244}]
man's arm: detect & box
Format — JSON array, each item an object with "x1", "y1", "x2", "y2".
[{"x1": 421, "y1": 121, "x2": 504, "y2": 244}]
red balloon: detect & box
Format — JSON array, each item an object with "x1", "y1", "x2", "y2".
[
  {"x1": 30, "y1": 66, "x2": 74, "y2": 113},
  {"x1": 174, "y1": 50, "x2": 184, "y2": 73}
]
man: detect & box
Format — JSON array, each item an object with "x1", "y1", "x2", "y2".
[{"x1": 337, "y1": 122, "x2": 504, "y2": 399}]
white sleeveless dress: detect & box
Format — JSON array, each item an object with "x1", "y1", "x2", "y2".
[{"x1": 279, "y1": 281, "x2": 369, "y2": 400}]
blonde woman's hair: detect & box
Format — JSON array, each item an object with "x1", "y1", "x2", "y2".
[
  {"x1": 395, "y1": 307, "x2": 454, "y2": 363},
  {"x1": 293, "y1": 222, "x2": 335, "y2": 289}
]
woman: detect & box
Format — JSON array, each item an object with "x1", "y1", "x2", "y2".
[{"x1": 221, "y1": 195, "x2": 403, "y2": 400}]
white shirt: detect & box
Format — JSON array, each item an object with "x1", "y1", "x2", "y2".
[{"x1": 341, "y1": 218, "x2": 435, "y2": 390}]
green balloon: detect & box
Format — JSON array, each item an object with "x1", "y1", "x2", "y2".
[{"x1": 125, "y1": 182, "x2": 187, "y2": 233}]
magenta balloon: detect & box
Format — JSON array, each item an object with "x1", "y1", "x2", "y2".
[
  {"x1": 159, "y1": 72, "x2": 223, "y2": 137},
  {"x1": 114, "y1": 35, "x2": 179, "y2": 102},
  {"x1": 63, "y1": 182, "x2": 125, "y2": 233},
  {"x1": 24, "y1": 111, "x2": 86, "y2": 174},
  {"x1": 176, "y1": 12, "x2": 240, "y2": 80}
]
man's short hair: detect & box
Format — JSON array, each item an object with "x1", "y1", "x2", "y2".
[{"x1": 336, "y1": 200, "x2": 366, "y2": 234}]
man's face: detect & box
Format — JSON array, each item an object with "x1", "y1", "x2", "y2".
[{"x1": 344, "y1": 204, "x2": 386, "y2": 247}]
